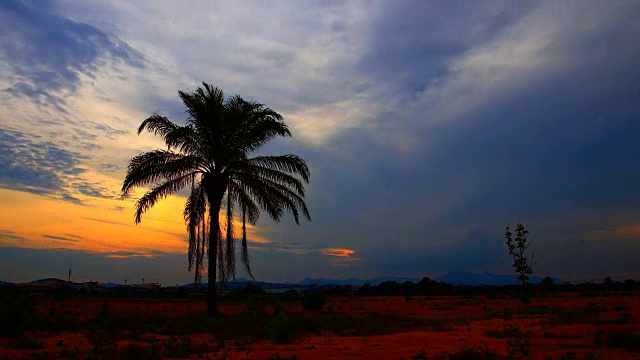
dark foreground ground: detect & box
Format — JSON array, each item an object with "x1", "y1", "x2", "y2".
[{"x1": 1, "y1": 290, "x2": 639, "y2": 359}]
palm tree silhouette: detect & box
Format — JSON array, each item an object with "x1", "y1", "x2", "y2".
[{"x1": 122, "y1": 83, "x2": 311, "y2": 315}]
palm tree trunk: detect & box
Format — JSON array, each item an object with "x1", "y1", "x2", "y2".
[
  {"x1": 206, "y1": 177, "x2": 228, "y2": 316},
  {"x1": 194, "y1": 223, "x2": 200, "y2": 288},
  {"x1": 207, "y1": 202, "x2": 219, "y2": 316}
]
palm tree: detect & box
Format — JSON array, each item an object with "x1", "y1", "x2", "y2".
[{"x1": 121, "y1": 83, "x2": 311, "y2": 315}]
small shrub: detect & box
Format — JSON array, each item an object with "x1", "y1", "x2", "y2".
[
  {"x1": 302, "y1": 291, "x2": 326, "y2": 311},
  {"x1": 432, "y1": 344, "x2": 507, "y2": 359},
  {"x1": 485, "y1": 324, "x2": 525, "y2": 339},
  {"x1": 162, "y1": 336, "x2": 193, "y2": 358},
  {"x1": 611, "y1": 303, "x2": 629, "y2": 312},
  {"x1": 266, "y1": 353, "x2": 297, "y2": 360},
  {"x1": 502, "y1": 307, "x2": 513, "y2": 320},
  {"x1": 6, "y1": 334, "x2": 43, "y2": 349},
  {"x1": 504, "y1": 223, "x2": 538, "y2": 304},
  {"x1": 559, "y1": 351, "x2": 578, "y2": 360},
  {"x1": 86, "y1": 328, "x2": 119, "y2": 351},
  {"x1": 585, "y1": 302, "x2": 607, "y2": 313},
  {"x1": 243, "y1": 284, "x2": 266, "y2": 295},
  {"x1": 597, "y1": 329, "x2": 640, "y2": 352},
  {"x1": 268, "y1": 313, "x2": 292, "y2": 344},
  {"x1": 0, "y1": 293, "x2": 33, "y2": 337},
  {"x1": 507, "y1": 335, "x2": 531, "y2": 357},
  {"x1": 413, "y1": 348, "x2": 427, "y2": 359},
  {"x1": 118, "y1": 342, "x2": 161, "y2": 360},
  {"x1": 283, "y1": 289, "x2": 298, "y2": 295},
  {"x1": 486, "y1": 324, "x2": 531, "y2": 357}
]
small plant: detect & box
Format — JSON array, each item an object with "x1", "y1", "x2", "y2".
[
  {"x1": 413, "y1": 348, "x2": 427, "y2": 359},
  {"x1": 505, "y1": 222, "x2": 539, "y2": 304}
]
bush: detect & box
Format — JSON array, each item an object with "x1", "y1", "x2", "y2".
[
  {"x1": 268, "y1": 313, "x2": 292, "y2": 344},
  {"x1": 302, "y1": 291, "x2": 326, "y2": 311},
  {"x1": 162, "y1": 336, "x2": 194, "y2": 358},
  {"x1": 597, "y1": 329, "x2": 640, "y2": 352},
  {"x1": 243, "y1": 284, "x2": 266, "y2": 295},
  {"x1": 0, "y1": 293, "x2": 33, "y2": 337}
]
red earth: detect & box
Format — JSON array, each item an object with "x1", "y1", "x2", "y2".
[{"x1": 1, "y1": 292, "x2": 639, "y2": 359}]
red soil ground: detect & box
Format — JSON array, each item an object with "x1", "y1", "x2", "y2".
[{"x1": 1, "y1": 292, "x2": 638, "y2": 359}]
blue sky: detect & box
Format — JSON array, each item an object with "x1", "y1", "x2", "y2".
[{"x1": 1, "y1": 0, "x2": 639, "y2": 284}]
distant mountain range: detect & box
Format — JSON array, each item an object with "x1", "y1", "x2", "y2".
[
  {"x1": 294, "y1": 272, "x2": 563, "y2": 287},
  {"x1": 434, "y1": 272, "x2": 564, "y2": 286},
  {"x1": 180, "y1": 272, "x2": 564, "y2": 289},
  {"x1": 1, "y1": 272, "x2": 565, "y2": 289}
]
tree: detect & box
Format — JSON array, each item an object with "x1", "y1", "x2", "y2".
[
  {"x1": 541, "y1": 276, "x2": 555, "y2": 287},
  {"x1": 122, "y1": 82, "x2": 311, "y2": 315},
  {"x1": 505, "y1": 223, "x2": 539, "y2": 304}
]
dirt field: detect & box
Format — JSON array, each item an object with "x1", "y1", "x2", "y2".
[{"x1": 1, "y1": 292, "x2": 639, "y2": 359}]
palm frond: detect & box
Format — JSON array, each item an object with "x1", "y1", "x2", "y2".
[
  {"x1": 134, "y1": 173, "x2": 193, "y2": 223},
  {"x1": 246, "y1": 155, "x2": 310, "y2": 183},
  {"x1": 184, "y1": 179, "x2": 207, "y2": 233},
  {"x1": 229, "y1": 163, "x2": 306, "y2": 196},
  {"x1": 228, "y1": 182, "x2": 260, "y2": 224},
  {"x1": 137, "y1": 114, "x2": 178, "y2": 136},
  {"x1": 241, "y1": 208, "x2": 254, "y2": 279},
  {"x1": 122, "y1": 151, "x2": 203, "y2": 197},
  {"x1": 226, "y1": 100, "x2": 290, "y2": 153},
  {"x1": 234, "y1": 174, "x2": 310, "y2": 224}
]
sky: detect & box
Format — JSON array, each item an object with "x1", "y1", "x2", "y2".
[{"x1": 1, "y1": 0, "x2": 639, "y2": 285}]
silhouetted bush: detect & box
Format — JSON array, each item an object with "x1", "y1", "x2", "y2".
[
  {"x1": 302, "y1": 291, "x2": 325, "y2": 311},
  {"x1": 268, "y1": 313, "x2": 291, "y2": 344},
  {"x1": 243, "y1": 284, "x2": 266, "y2": 295},
  {"x1": 0, "y1": 293, "x2": 33, "y2": 337}
]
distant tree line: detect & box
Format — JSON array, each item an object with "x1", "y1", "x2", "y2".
[{"x1": 347, "y1": 276, "x2": 640, "y2": 297}]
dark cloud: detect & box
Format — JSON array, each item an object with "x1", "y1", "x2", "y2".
[
  {"x1": 82, "y1": 217, "x2": 184, "y2": 238},
  {"x1": 43, "y1": 234, "x2": 79, "y2": 243},
  {"x1": 0, "y1": 229, "x2": 27, "y2": 242},
  {"x1": 0, "y1": 127, "x2": 118, "y2": 203},
  {"x1": 0, "y1": 127, "x2": 85, "y2": 196},
  {"x1": 64, "y1": 234, "x2": 83, "y2": 240},
  {"x1": 0, "y1": 0, "x2": 145, "y2": 109},
  {"x1": 72, "y1": 181, "x2": 116, "y2": 199},
  {"x1": 252, "y1": 2, "x2": 640, "y2": 281},
  {"x1": 99, "y1": 164, "x2": 120, "y2": 173},
  {"x1": 61, "y1": 193, "x2": 83, "y2": 205}
]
